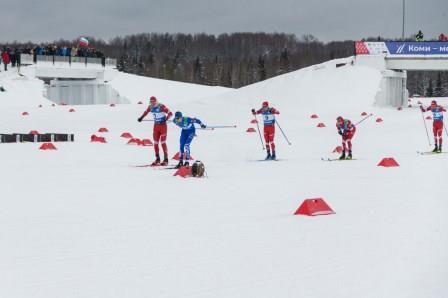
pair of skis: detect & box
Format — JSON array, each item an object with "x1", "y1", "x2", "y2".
[
  {"x1": 133, "y1": 164, "x2": 178, "y2": 169},
  {"x1": 321, "y1": 157, "x2": 357, "y2": 162},
  {"x1": 417, "y1": 150, "x2": 446, "y2": 155},
  {"x1": 256, "y1": 158, "x2": 280, "y2": 162}
]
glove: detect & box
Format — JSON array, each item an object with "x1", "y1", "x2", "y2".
[
  {"x1": 137, "y1": 117, "x2": 143, "y2": 122},
  {"x1": 251, "y1": 108, "x2": 256, "y2": 115},
  {"x1": 200, "y1": 124, "x2": 206, "y2": 129},
  {"x1": 420, "y1": 106, "x2": 425, "y2": 112},
  {"x1": 338, "y1": 131, "x2": 343, "y2": 136}
]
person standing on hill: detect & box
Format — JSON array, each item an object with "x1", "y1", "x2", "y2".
[
  {"x1": 138, "y1": 96, "x2": 173, "y2": 166},
  {"x1": 415, "y1": 30, "x2": 424, "y2": 42},
  {"x1": 421, "y1": 100, "x2": 446, "y2": 153},
  {"x1": 1, "y1": 49, "x2": 10, "y2": 71},
  {"x1": 172, "y1": 111, "x2": 206, "y2": 169},
  {"x1": 336, "y1": 116, "x2": 356, "y2": 160},
  {"x1": 252, "y1": 101, "x2": 280, "y2": 160}
]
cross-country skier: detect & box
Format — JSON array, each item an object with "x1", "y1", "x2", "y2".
[
  {"x1": 252, "y1": 101, "x2": 280, "y2": 160},
  {"x1": 336, "y1": 116, "x2": 356, "y2": 160},
  {"x1": 420, "y1": 100, "x2": 446, "y2": 153},
  {"x1": 173, "y1": 111, "x2": 206, "y2": 168},
  {"x1": 138, "y1": 96, "x2": 173, "y2": 166}
]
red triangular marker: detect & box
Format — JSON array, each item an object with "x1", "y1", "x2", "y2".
[
  {"x1": 173, "y1": 166, "x2": 192, "y2": 178},
  {"x1": 39, "y1": 143, "x2": 57, "y2": 150},
  {"x1": 121, "y1": 132, "x2": 133, "y2": 138},
  {"x1": 377, "y1": 157, "x2": 399, "y2": 167},
  {"x1": 294, "y1": 198, "x2": 335, "y2": 216}
]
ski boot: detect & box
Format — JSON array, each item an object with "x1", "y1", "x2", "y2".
[
  {"x1": 346, "y1": 150, "x2": 352, "y2": 160},
  {"x1": 151, "y1": 156, "x2": 161, "y2": 166},
  {"x1": 175, "y1": 160, "x2": 184, "y2": 169},
  {"x1": 339, "y1": 150, "x2": 346, "y2": 160},
  {"x1": 271, "y1": 151, "x2": 276, "y2": 160},
  {"x1": 184, "y1": 161, "x2": 190, "y2": 167},
  {"x1": 265, "y1": 151, "x2": 272, "y2": 160},
  {"x1": 437, "y1": 145, "x2": 442, "y2": 153},
  {"x1": 160, "y1": 158, "x2": 169, "y2": 166}
]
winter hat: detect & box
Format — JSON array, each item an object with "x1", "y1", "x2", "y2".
[{"x1": 174, "y1": 111, "x2": 182, "y2": 119}]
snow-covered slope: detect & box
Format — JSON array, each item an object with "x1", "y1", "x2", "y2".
[
  {"x1": 0, "y1": 60, "x2": 447, "y2": 298},
  {"x1": 110, "y1": 71, "x2": 231, "y2": 104},
  {"x1": 0, "y1": 69, "x2": 49, "y2": 108}
]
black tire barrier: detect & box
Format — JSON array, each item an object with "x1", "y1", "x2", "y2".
[
  {"x1": 38, "y1": 133, "x2": 75, "y2": 142},
  {"x1": 0, "y1": 133, "x2": 74, "y2": 143}
]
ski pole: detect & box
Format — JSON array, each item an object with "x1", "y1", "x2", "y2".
[
  {"x1": 203, "y1": 125, "x2": 237, "y2": 129},
  {"x1": 142, "y1": 119, "x2": 173, "y2": 123},
  {"x1": 354, "y1": 113, "x2": 373, "y2": 126},
  {"x1": 253, "y1": 114, "x2": 265, "y2": 150},
  {"x1": 420, "y1": 110, "x2": 432, "y2": 146},
  {"x1": 195, "y1": 124, "x2": 236, "y2": 131},
  {"x1": 275, "y1": 119, "x2": 292, "y2": 145},
  {"x1": 444, "y1": 121, "x2": 448, "y2": 137}
]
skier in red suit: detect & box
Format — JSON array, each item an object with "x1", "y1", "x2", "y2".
[
  {"x1": 252, "y1": 101, "x2": 280, "y2": 160},
  {"x1": 138, "y1": 96, "x2": 173, "y2": 166},
  {"x1": 420, "y1": 100, "x2": 446, "y2": 153},
  {"x1": 336, "y1": 116, "x2": 356, "y2": 160}
]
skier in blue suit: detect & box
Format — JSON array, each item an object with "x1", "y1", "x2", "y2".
[{"x1": 173, "y1": 111, "x2": 206, "y2": 168}]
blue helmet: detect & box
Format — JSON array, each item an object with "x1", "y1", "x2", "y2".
[{"x1": 174, "y1": 111, "x2": 182, "y2": 119}]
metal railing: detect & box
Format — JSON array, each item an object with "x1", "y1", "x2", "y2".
[
  {"x1": 20, "y1": 54, "x2": 34, "y2": 65},
  {"x1": 105, "y1": 58, "x2": 117, "y2": 67},
  {"x1": 20, "y1": 54, "x2": 117, "y2": 68}
]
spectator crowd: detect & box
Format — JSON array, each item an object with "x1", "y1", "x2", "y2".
[
  {"x1": 0, "y1": 44, "x2": 105, "y2": 71},
  {"x1": 26, "y1": 44, "x2": 104, "y2": 59},
  {"x1": 0, "y1": 48, "x2": 22, "y2": 71}
]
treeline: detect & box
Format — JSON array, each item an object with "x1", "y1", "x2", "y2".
[
  {"x1": 407, "y1": 71, "x2": 448, "y2": 97},
  {"x1": 101, "y1": 33, "x2": 354, "y2": 88},
  {"x1": 3, "y1": 33, "x2": 448, "y2": 96},
  {"x1": 93, "y1": 32, "x2": 448, "y2": 96}
]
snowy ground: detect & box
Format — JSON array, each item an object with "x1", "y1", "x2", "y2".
[{"x1": 0, "y1": 60, "x2": 447, "y2": 298}]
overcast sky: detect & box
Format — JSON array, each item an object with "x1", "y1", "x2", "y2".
[{"x1": 1, "y1": 0, "x2": 446, "y2": 43}]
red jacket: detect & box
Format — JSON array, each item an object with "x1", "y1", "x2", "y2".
[
  {"x1": 140, "y1": 103, "x2": 172, "y2": 124},
  {"x1": 255, "y1": 107, "x2": 280, "y2": 126},
  {"x1": 255, "y1": 107, "x2": 280, "y2": 115},
  {"x1": 2, "y1": 52, "x2": 10, "y2": 64},
  {"x1": 336, "y1": 119, "x2": 356, "y2": 135},
  {"x1": 421, "y1": 105, "x2": 446, "y2": 121}
]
